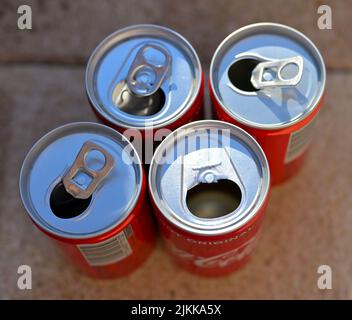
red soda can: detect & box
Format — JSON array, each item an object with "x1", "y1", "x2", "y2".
[
  {"x1": 19, "y1": 122, "x2": 156, "y2": 278},
  {"x1": 209, "y1": 23, "x2": 326, "y2": 185},
  {"x1": 149, "y1": 120, "x2": 270, "y2": 277},
  {"x1": 85, "y1": 24, "x2": 204, "y2": 142}
]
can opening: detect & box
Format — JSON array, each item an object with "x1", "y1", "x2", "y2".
[
  {"x1": 50, "y1": 181, "x2": 92, "y2": 219},
  {"x1": 112, "y1": 83, "x2": 166, "y2": 116},
  {"x1": 228, "y1": 58, "x2": 260, "y2": 92},
  {"x1": 186, "y1": 179, "x2": 242, "y2": 219}
]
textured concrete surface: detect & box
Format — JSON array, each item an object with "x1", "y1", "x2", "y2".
[
  {"x1": 1, "y1": 1, "x2": 352, "y2": 300},
  {"x1": 0, "y1": 0, "x2": 350, "y2": 69}
]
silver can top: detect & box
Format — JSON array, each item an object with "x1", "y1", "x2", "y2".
[
  {"x1": 210, "y1": 23, "x2": 326, "y2": 129},
  {"x1": 19, "y1": 122, "x2": 143, "y2": 239},
  {"x1": 149, "y1": 120, "x2": 270, "y2": 236},
  {"x1": 86, "y1": 24, "x2": 202, "y2": 129}
]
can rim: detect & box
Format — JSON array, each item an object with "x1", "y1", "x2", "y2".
[
  {"x1": 209, "y1": 22, "x2": 326, "y2": 130},
  {"x1": 85, "y1": 24, "x2": 203, "y2": 130},
  {"x1": 19, "y1": 122, "x2": 144, "y2": 240},
  {"x1": 148, "y1": 120, "x2": 270, "y2": 236}
]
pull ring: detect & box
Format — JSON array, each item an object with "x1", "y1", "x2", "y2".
[
  {"x1": 251, "y1": 56, "x2": 303, "y2": 90},
  {"x1": 63, "y1": 141, "x2": 115, "y2": 199},
  {"x1": 126, "y1": 43, "x2": 172, "y2": 97}
]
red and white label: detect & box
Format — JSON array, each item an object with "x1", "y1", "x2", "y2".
[
  {"x1": 167, "y1": 236, "x2": 257, "y2": 268},
  {"x1": 285, "y1": 119, "x2": 316, "y2": 163},
  {"x1": 78, "y1": 226, "x2": 133, "y2": 267}
]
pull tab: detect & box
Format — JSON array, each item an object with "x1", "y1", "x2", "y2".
[
  {"x1": 181, "y1": 148, "x2": 244, "y2": 194},
  {"x1": 191, "y1": 161, "x2": 223, "y2": 184},
  {"x1": 126, "y1": 43, "x2": 172, "y2": 97},
  {"x1": 250, "y1": 56, "x2": 303, "y2": 90},
  {"x1": 63, "y1": 141, "x2": 115, "y2": 199}
]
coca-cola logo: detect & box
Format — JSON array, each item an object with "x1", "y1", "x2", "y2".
[{"x1": 167, "y1": 236, "x2": 257, "y2": 268}]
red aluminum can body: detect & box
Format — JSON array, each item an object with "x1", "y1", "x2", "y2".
[
  {"x1": 149, "y1": 120, "x2": 271, "y2": 277},
  {"x1": 20, "y1": 123, "x2": 156, "y2": 278},
  {"x1": 209, "y1": 23, "x2": 326, "y2": 185},
  {"x1": 151, "y1": 195, "x2": 268, "y2": 277},
  {"x1": 41, "y1": 173, "x2": 156, "y2": 278},
  {"x1": 210, "y1": 84, "x2": 324, "y2": 185}
]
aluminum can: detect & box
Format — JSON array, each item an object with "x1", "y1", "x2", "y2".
[
  {"x1": 209, "y1": 23, "x2": 326, "y2": 184},
  {"x1": 149, "y1": 120, "x2": 270, "y2": 276},
  {"x1": 19, "y1": 122, "x2": 156, "y2": 278},
  {"x1": 85, "y1": 24, "x2": 204, "y2": 141}
]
